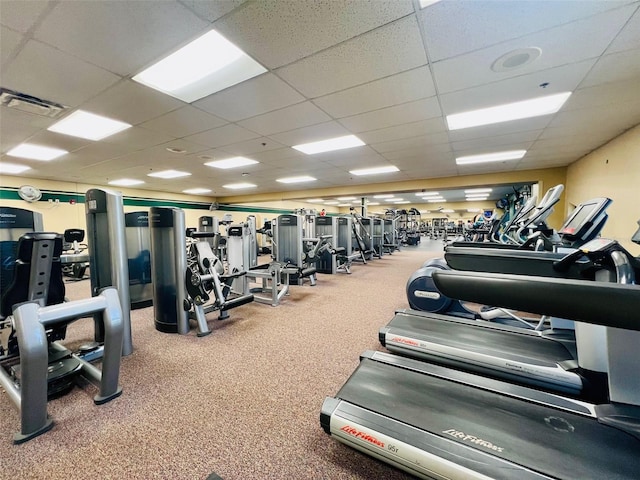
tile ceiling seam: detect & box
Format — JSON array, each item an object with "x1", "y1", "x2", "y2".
[{"x1": 0, "y1": 1, "x2": 58, "y2": 71}]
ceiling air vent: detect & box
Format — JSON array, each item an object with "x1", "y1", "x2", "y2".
[{"x1": 0, "y1": 87, "x2": 67, "y2": 118}]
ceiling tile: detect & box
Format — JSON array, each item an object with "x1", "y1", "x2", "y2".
[
  {"x1": 312, "y1": 66, "x2": 435, "y2": 118},
  {"x1": 244, "y1": 147, "x2": 306, "y2": 165},
  {"x1": 60, "y1": 142, "x2": 133, "y2": 166},
  {"x1": 371, "y1": 132, "x2": 450, "y2": 154},
  {"x1": 580, "y1": 50, "x2": 640, "y2": 88},
  {"x1": 381, "y1": 143, "x2": 452, "y2": 161},
  {"x1": 451, "y1": 130, "x2": 542, "y2": 152},
  {"x1": 139, "y1": 106, "x2": 227, "y2": 138},
  {"x1": 452, "y1": 141, "x2": 535, "y2": 158},
  {"x1": 23, "y1": 129, "x2": 91, "y2": 153},
  {"x1": 80, "y1": 80, "x2": 185, "y2": 126},
  {"x1": 33, "y1": 1, "x2": 209, "y2": 76},
  {"x1": 179, "y1": 0, "x2": 248, "y2": 22},
  {"x1": 0, "y1": 0, "x2": 52, "y2": 33},
  {"x1": 548, "y1": 97, "x2": 640, "y2": 135},
  {"x1": 194, "y1": 74, "x2": 305, "y2": 122},
  {"x1": 155, "y1": 139, "x2": 211, "y2": 156},
  {"x1": 101, "y1": 126, "x2": 176, "y2": 150},
  {"x1": 0, "y1": 105, "x2": 56, "y2": 130},
  {"x1": 268, "y1": 121, "x2": 352, "y2": 147},
  {"x1": 358, "y1": 117, "x2": 448, "y2": 145},
  {"x1": 238, "y1": 101, "x2": 331, "y2": 136},
  {"x1": 184, "y1": 124, "x2": 261, "y2": 148},
  {"x1": 400, "y1": 165, "x2": 459, "y2": 179},
  {"x1": 276, "y1": 15, "x2": 427, "y2": 98},
  {"x1": 0, "y1": 122, "x2": 40, "y2": 152},
  {"x1": 447, "y1": 117, "x2": 552, "y2": 143},
  {"x1": 2, "y1": 40, "x2": 121, "y2": 107},
  {"x1": 605, "y1": 7, "x2": 640, "y2": 54},
  {"x1": 214, "y1": 0, "x2": 414, "y2": 69},
  {"x1": 338, "y1": 97, "x2": 441, "y2": 133},
  {"x1": 218, "y1": 137, "x2": 287, "y2": 156},
  {"x1": 566, "y1": 78, "x2": 640, "y2": 111},
  {"x1": 419, "y1": 0, "x2": 632, "y2": 62},
  {"x1": 1, "y1": 26, "x2": 22, "y2": 66},
  {"x1": 438, "y1": 60, "x2": 596, "y2": 115},
  {"x1": 432, "y1": 5, "x2": 636, "y2": 94},
  {"x1": 529, "y1": 137, "x2": 603, "y2": 155},
  {"x1": 456, "y1": 162, "x2": 519, "y2": 176}
]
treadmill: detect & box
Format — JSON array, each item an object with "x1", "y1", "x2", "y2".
[
  {"x1": 405, "y1": 197, "x2": 613, "y2": 321},
  {"x1": 384, "y1": 237, "x2": 636, "y2": 399},
  {"x1": 450, "y1": 184, "x2": 565, "y2": 250},
  {"x1": 445, "y1": 197, "x2": 613, "y2": 273},
  {"x1": 321, "y1": 274, "x2": 640, "y2": 480}
]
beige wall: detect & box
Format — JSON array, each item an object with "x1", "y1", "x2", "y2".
[
  {"x1": 566, "y1": 124, "x2": 640, "y2": 253},
  {"x1": 242, "y1": 167, "x2": 566, "y2": 228},
  {"x1": 2, "y1": 168, "x2": 568, "y2": 233},
  {"x1": 0, "y1": 177, "x2": 214, "y2": 232}
]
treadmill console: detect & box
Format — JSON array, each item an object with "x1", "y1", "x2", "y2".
[
  {"x1": 552, "y1": 237, "x2": 618, "y2": 272},
  {"x1": 558, "y1": 197, "x2": 612, "y2": 245}
]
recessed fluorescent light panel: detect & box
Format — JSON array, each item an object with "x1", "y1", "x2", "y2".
[
  {"x1": 183, "y1": 188, "x2": 212, "y2": 194},
  {"x1": 337, "y1": 196, "x2": 356, "y2": 201},
  {"x1": 394, "y1": 201, "x2": 410, "y2": 204},
  {"x1": 465, "y1": 188, "x2": 493, "y2": 194},
  {"x1": 0, "y1": 162, "x2": 31, "y2": 174},
  {"x1": 373, "y1": 194, "x2": 394, "y2": 199},
  {"x1": 349, "y1": 166, "x2": 399, "y2": 176},
  {"x1": 428, "y1": 199, "x2": 446, "y2": 203},
  {"x1": 415, "y1": 191, "x2": 440, "y2": 197},
  {"x1": 133, "y1": 30, "x2": 267, "y2": 103},
  {"x1": 441, "y1": 209, "x2": 455, "y2": 213},
  {"x1": 48, "y1": 110, "x2": 131, "y2": 140},
  {"x1": 367, "y1": 202, "x2": 380, "y2": 206},
  {"x1": 205, "y1": 157, "x2": 258, "y2": 169},
  {"x1": 307, "y1": 198, "x2": 324, "y2": 203},
  {"x1": 223, "y1": 182, "x2": 256, "y2": 190},
  {"x1": 108, "y1": 178, "x2": 145, "y2": 186},
  {"x1": 7, "y1": 143, "x2": 68, "y2": 161},
  {"x1": 147, "y1": 170, "x2": 191, "y2": 179},
  {"x1": 456, "y1": 150, "x2": 526, "y2": 165},
  {"x1": 292, "y1": 135, "x2": 365, "y2": 155},
  {"x1": 419, "y1": 0, "x2": 442, "y2": 8},
  {"x1": 447, "y1": 92, "x2": 571, "y2": 130},
  {"x1": 324, "y1": 201, "x2": 340, "y2": 205},
  {"x1": 276, "y1": 176, "x2": 316, "y2": 184}
]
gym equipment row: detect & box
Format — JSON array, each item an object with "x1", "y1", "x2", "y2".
[
  {"x1": 0, "y1": 209, "x2": 125, "y2": 443},
  {"x1": 321, "y1": 219, "x2": 640, "y2": 479},
  {"x1": 149, "y1": 206, "x2": 255, "y2": 336}
]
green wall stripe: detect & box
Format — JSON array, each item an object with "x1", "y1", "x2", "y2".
[{"x1": 0, "y1": 187, "x2": 322, "y2": 215}]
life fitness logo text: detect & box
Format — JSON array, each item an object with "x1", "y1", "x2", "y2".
[
  {"x1": 443, "y1": 428, "x2": 504, "y2": 452},
  {"x1": 340, "y1": 425, "x2": 385, "y2": 448},
  {"x1": 390, "y1": 337, "x2": 420, "y2": 347}
]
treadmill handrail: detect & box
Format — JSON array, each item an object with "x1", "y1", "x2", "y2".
[{"x1": 432, "y1": 270, "x2": 640, "y2": 331}]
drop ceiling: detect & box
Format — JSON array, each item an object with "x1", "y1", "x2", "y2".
[{"x1": 1, "y1": 0, "x2": 639, "y2": 207}]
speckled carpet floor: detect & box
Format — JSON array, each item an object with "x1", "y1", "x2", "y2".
[{"x1": 2, "y1": 240, "x2": 446, "y2": 480}]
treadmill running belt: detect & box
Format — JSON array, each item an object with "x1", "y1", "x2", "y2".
[
  {"x1": 334, "y1": 358, "x2": 640, "y2": 479},
  {"x1": 386, "y1": 312, "x2": 574, "y2": 364}
]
